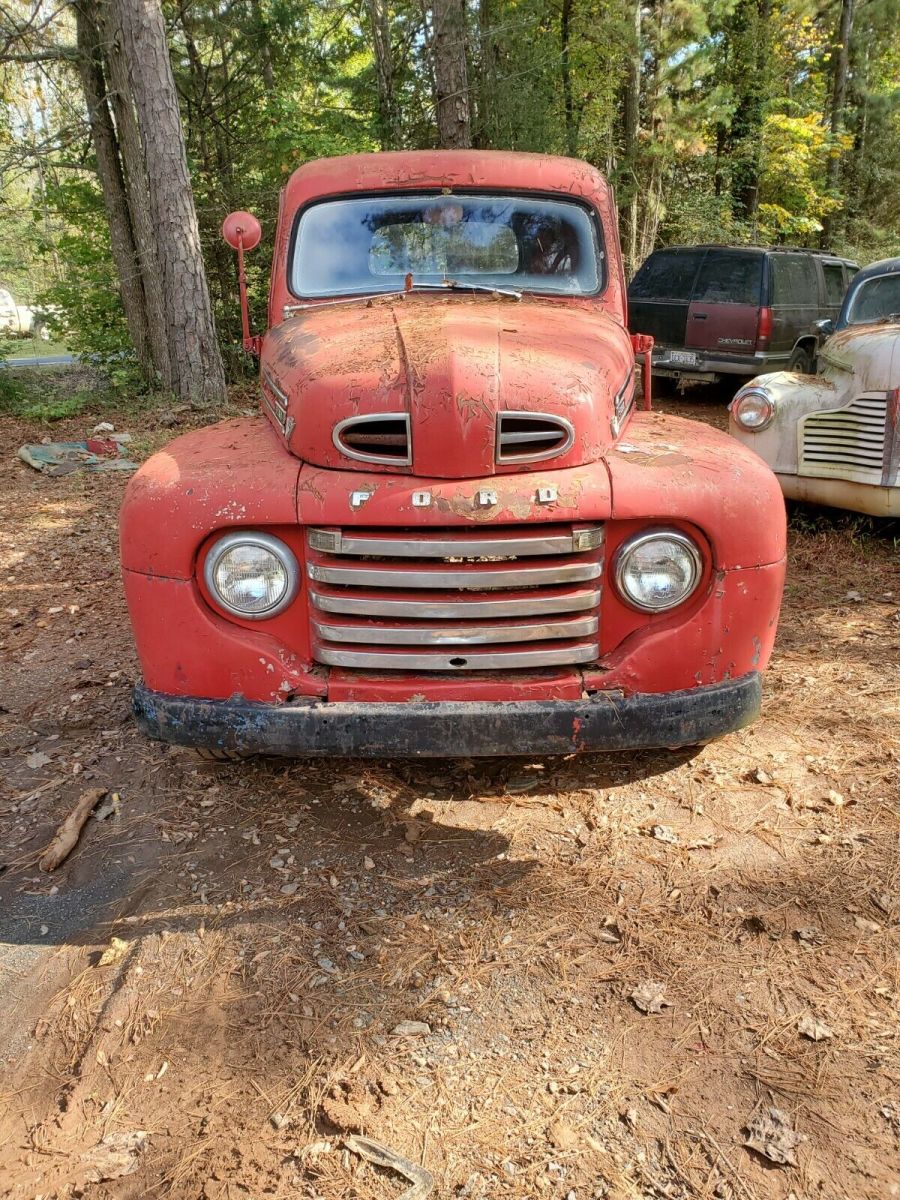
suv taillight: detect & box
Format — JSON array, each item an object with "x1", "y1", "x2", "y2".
[{"x1": 757, "y1": 306, "x2": 773, "y2": 351}]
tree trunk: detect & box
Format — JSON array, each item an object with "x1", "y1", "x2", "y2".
[
  {"x1": 728, "y1": 0, "x2": 772, "y2": 223},
  {"x1": 368, "y1": 0, "x2": 401, "y2": 148},
  {"x1": 111, "y1": 0, "x2": 226, "y2": 405},
  {"x1": 100, "y1": 0, "x2": 172, "y2": 387},
  {"x1": 75, "y1": 0, "x2": 152, "y2": 375},
  {"x1": 560, "y1": 0, "x2": 576, "y2": 156},
  {"x1": 620, "y1": 0, "x2": 641, "y2": 274},
  {"x1": 822, "y1": 0, "x2": 855, "y2": 243},
  {"x1": 432, "y1": 0, "x2": 471, "y2": 149}
]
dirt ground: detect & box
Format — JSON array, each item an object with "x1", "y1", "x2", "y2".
[{"x1": 0, "y1": 379, "x2": 898, "y2": 1200}]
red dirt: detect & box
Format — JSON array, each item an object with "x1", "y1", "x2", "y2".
[{"x1": 0, "y1": 388, "x2": 897, "y2": 1199}]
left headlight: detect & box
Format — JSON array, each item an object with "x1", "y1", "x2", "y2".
[
  {"x1": 204, "y1": 531, "x2": 300, "y2": 619},
  {"x1": 731, "y1": 387, "x2": 775, "y2": 431},
  {"x1": 614, "y1": 530, "x2": 703, "y2": 613}
]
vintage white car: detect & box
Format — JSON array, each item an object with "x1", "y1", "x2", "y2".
[
  {"x1": 729, "y1": 255, "x2": 899, "y2": 517},
  {"x1": 0, "y1": 287, "x2": 51, "y2": 340}
]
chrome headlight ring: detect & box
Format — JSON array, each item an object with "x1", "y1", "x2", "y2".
[
  {"x1": 731, "y1": 387, "x2": 776, "y2": 432},
  {"x1": 613, "y1": 529, "x2": 704, "y2": 614},
  {"x1": 203, "y1": 530, "x2": 300, "y2": 620}
]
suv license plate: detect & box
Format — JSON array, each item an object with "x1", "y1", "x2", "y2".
[{"x1": 669, "y1": 350, "x2": 698, "y2": 366}]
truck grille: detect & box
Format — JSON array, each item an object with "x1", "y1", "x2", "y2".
[
  {"x1": 800, "y1": 394, "x2": 888, "y2": 486},
  {"x1": 306, "y1": 524, "x2": 603, "y2": 671}
]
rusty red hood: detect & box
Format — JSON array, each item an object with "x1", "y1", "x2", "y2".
[{"x1": 261, "y1": 295, "x2": 633, "y2": 478}]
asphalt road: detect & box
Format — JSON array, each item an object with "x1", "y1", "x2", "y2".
[{"x1": 1, "y1": 352, "x2": 74, "y2": 368}]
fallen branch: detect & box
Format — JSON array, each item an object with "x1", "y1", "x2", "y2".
[
  {"x1": 39, "y1": 788, "x2": 107, "y2": 872},
  {"x1": 344, "y1": 1134, "x2": 433, "y2": 1199}
]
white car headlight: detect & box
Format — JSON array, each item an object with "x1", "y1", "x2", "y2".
[
  {"x1": 731, "y1": 388, "x2": 775, "y2": 431},
  {"x1": 614, "y1": 530, "x2": 703, "y2": 613},
  {"x1": 204, "y1": 531, "x2": 300, "y2": 618}
]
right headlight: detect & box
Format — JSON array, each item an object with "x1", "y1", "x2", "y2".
[
  {"x1": 614, "y1": 530, "x2": 703, "y2": 613},
  {"x1": 731, "y1": 388, "x2": 775, "y2": 431},
  {"x1": 204, "y1": 531, "x2": 300, "y2": 619}
]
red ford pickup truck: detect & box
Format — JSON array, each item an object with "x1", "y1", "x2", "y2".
[{"x1": 120, "y1": 151, "x2": 786, "y2": 758}]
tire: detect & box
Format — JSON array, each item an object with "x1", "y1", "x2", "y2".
[
  {"x1": 788, "y1": 345, "x2": 814, "y2": 374},
  {"x1": 33, "y1": 321, "x2": 51, "y2": 343},
  {"x1": 193, "y1": 747, "x2": 248, "y2": 762}
]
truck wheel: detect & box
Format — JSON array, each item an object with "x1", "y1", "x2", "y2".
[
  {"x1": 33, "y1": 321, "x2": 51, "y2": 343},
  {"x1": 788, "y1": 345, "x2": 814, "y2": 374}
]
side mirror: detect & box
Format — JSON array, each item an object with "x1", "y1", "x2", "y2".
[
  {"x1": 222, "y1": 211, "x2": 262, "y2": 354},
  {"x1": 814, "y1": 318, "x2": 835, "y2": 339},
  {"x1": 222, "y1": 210, "x2": 262, "y2": 251}
]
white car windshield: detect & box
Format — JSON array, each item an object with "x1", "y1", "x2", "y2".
[
  {"x1": 291, "y1": 194, "x2": 602, "y2": 298},
  {"x1": 846, "y1": 272, "x2": 900, "y2": 324}
]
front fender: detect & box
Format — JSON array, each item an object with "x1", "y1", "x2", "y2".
[{"x1": 729, "y1": 370, "x2": 851, "y2": 476}]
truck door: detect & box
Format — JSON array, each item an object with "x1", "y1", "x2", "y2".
[
  {"x1": 684, "y1": 249, "x2": 763, "y2": 356},
  {"x1": 627, "y1": 248, "x2": 704, "y2": 348}
]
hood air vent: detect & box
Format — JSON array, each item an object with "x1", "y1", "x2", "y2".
[
  {"x1": 496, "y1": 411, "x2": 575, "y2": 464},
  {"x1": 334, "y1": 413, "x2": 412, "y2": 466}
]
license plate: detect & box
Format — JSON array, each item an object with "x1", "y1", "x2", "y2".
[{"x1": 668, "y1": 350, "x2": 699, "y2": 366}]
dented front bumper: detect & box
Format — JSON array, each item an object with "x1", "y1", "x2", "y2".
[{"x1": 133, "y1": 673, "x2": 761, "y2": 758}]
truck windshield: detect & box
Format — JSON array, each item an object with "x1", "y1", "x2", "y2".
[
  {"x1": 845, "y1": 272, "x2": 900, "y2": 324},
  {"x1": 291, "y1": 194, "x2": 602, "y2": 298}
]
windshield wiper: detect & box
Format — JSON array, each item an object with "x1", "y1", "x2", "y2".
[
  {"x1": 406, "y1": 279, "x2": 522, "y2": 300},
  {"x1": 874, "y1": 312, "x2": 900, "y2": 324}
]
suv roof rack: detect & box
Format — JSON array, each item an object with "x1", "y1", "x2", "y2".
[{"x1": 661, "y1": 242, "x2": 853, "y2": 260}]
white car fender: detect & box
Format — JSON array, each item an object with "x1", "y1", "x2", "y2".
[{"x1": 729, "y1": 370, "x2": 850, "y2": 477}]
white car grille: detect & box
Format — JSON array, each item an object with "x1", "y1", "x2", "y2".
[{"x1": 799, "y1": 393, "x2": 888, "y2": 486}]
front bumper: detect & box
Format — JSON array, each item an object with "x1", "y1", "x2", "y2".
[{"x1": 134, "y1": 673, "x2": 762, "y2": 758}]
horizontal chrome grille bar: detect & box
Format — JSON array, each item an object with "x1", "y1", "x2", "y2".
[
  {"x1": 316, "y1": 643, "x2": 598, "y2": 671},
  {"x1": 307, "y1": 527, "x2": 603, "y2": 558},
  {"x1": 309, "y1": 587, "x2": 602, "y2": 620},
  {"x1": 307, "y1": 560, "x2": 601, "y2": 589},
  {"x1": 313, "y1": 615, "x2": 598, "y2": 646}
]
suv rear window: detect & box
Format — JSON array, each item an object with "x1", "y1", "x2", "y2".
[
  {"x1": 691, "y1": 251, "x2": 763, "y2": 304},
  {"x1": 629, "y1": 250, "x2": 703, "y2": 301}
]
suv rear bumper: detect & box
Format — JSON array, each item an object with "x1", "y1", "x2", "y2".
[
  {"x1": 649, "y1": 349, "x2": 791, "y2": 378},
  {"x1": 133, "y1": 673, "x2": 762, "y2": 758}
]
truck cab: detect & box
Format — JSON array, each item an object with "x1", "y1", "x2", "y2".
[{"x1": 121, "y1": 151, "x2": 786, "y2": 758}]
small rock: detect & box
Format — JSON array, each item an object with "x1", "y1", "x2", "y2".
[
  {"x1": 854, "y1": 916, "x2": 881, "y2": 934},
  {"x1": 280, "y1": 882, "x2": 299, "y2": 896},
  {"x1": 270, "y1": 1112, "x2": 289, "y2": 1130},
  {"x1": 650, "y1": 824, "x2": 678, "y2": 845},
  {"x1": 363, "y1": 856, "x2": 375, "y2": 870},
  {"x1": 391, "y1": 1020, "x2": 431, "y2": 1037},
  {"x1": 26, "y1": 751, "x2": 52, "y2": 770},
  {"x1": 749, "y1": 767, "x2": 774, "y2": 785}
]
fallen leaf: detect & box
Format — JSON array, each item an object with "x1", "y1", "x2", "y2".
[
  {"x1": 793, "y1": 925, "x2": 825, "y2": 945},
  {"x1": 630, "y1": 981, "x2": 673, "y2": 1014},
  {"x1": 798, "y1": 1014, "x2": 833, "y2": 1041},
  {"x1": 80, "y1": 1131, "x2": 148, "y2": 1182},
  {"x1": 548, "y1": 1119, "x2": 579, "y2": 1150},
  {"x1": 744, "y1": 1107, "x2": 806, "y2": 1166},
  {"x1": 97, "y1": 937, "x2": 129, "y2": 967}
]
